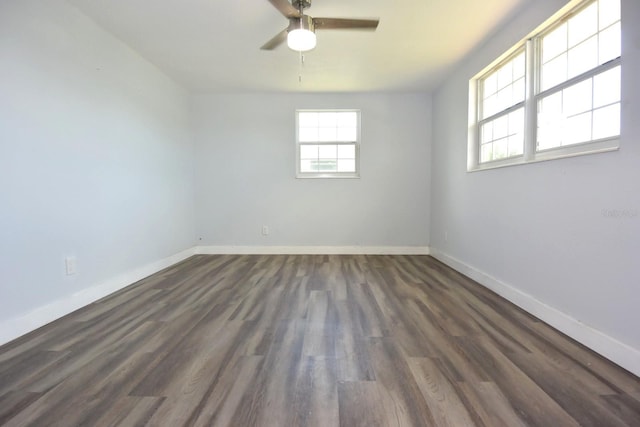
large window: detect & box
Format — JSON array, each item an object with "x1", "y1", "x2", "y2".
[
  {"x1": 469, "y1": 0, "x2": 621, "y2": 170},
  {"x1": 296, "y1": 110, "x2": 360, "y2": 178}
]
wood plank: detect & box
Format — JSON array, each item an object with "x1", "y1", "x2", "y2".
[
  {"x1": 338, "y1": 381, "x2": 388, "y2": 427},
  {"x1": 366, "y1": 337, "x2": 436, "y2": 426},
  {"x1": 407, "y1": 357, "x2": 476, "y2": 427}
]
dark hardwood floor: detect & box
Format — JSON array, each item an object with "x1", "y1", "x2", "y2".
[{"x1": 0, "y1": 255, "x2": 639, "y2": 426}]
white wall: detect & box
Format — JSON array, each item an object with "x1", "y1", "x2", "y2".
[
  {"x1": 430, "y1": 0, "x2": 640, "y2": 374},
  {"x1": 0, "y1": 1, "x2": 195, "y2": 328},
  {"x1": 193, "y1": 93, "x2": 431, "y2": 250}
]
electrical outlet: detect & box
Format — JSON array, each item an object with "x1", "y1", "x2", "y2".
[
  {"x1": 65, "y1": 256, "x2": 77, "y2": 275},
  {"x1": 262, "y1": 225, "x2": 269, "y2": 236}
]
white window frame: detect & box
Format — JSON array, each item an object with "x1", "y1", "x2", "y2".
[
  {"x1": 295, "y1": 109, "x2": 361, "y2": 179},
  {"x1": 476, "y1": 48, "x2": 527, "y2": 164},
  {"x1": 468, "y1": 0, "x2": 621, "y2": 171}
]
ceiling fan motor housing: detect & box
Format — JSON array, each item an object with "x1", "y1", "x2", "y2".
[{"x1": 289, "y1": 14, "x2": 315, "y2": 32}]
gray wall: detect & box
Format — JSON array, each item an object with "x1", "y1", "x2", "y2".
[
  {"x1": 0, "y1": 0, "x2": 196, "y2": 322},
  {"x1": 430, "y1": 0, "x2": 640, "y2": 356},
  {"x1": 193, "y1": 93, "x2": 431, "y2": 248}
]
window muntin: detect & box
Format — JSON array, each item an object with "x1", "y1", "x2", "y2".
[
  {"x1": 536, "y1": 0, "x2": 621, "y2": 151},
  {"x1": 480, "y1": 108, "x2": 525, "y2": 162},
  {"x1": 537, "y1": 65, "x2": 621, "y2": 150},
  {"x1": 296, "y1": 110, "x2": 360, "y2": 178},
  {"x1": 478, "y1": 51, "x2": 526, "y2": 163},
  {"x1": 480, "y1": 51, "x2": 526, "y2": 120},
  {"x1": 540, "y1": 0, "x2": 621, "y2": 91},
  {"x1": 470, "y1": 0, "x2": 621, "y2": 170}
]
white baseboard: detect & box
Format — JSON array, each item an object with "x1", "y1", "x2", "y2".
[
  {"x1": 0, "y1": 247, "x2": 197, "y2": 346},
  {"x1": 0, "y1": 245, "x2": 427, "y2": 346},
  {"x1": 12, "y1": 245, "x2": 635, "y2": 379},
  {"x1": 430, "y1": 248, "x2": 640, "y2": 378},
  {"x1": 195, "y1": 245, "x2": 430, "y2": 255}
]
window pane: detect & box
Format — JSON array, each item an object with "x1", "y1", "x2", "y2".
[
  {"x1": 497, "y1": 86, "x2": 513, "y2": 112},
  {"x1": 537, "y1": 92, "x2": 564, "y2": 150},
  {"x1": 542, "y1": 53, "x2": 567, "y2": 91},
  {"x1": 318, "y1": 127, "x2": 337, "y2": 141},
  {"x1": 513, "y1": 77, "x2": 525, "y2": 104},
  {"x1": 508, "y1": 109, "x2": 524, "y2": 134},
  {"x1": 563, "y1": 78, "x2": 593, "y2": 116},
  {"x1": 543, "y1": 23, "x2": 567, "y2": 63},
  {"x1": 481, "y1": 121, "x2": 493, "y2": 143},
  {"x1": 599, "y1": 0, "x2": 621, "y2": 30},
  {"x1": 300, "y1": 159, "x2": 314, "y2": 172},
  {"x1": 497, "y1": 62, "x2": 513, "y2": 89},
  {"x1": 318, "y1": 144, "x2": 337, "y2": 158},
  {"x1": 318, "y1": 112, "x2": 337, "y2": 128},
  {"x1": 483, "y1": 94, "x2": 498, "y2": 118},
  {"x1": 337, "y1": 159, "x2": 356, "y2": 172},
  {"x1": 508, "y1": 134, "x2": 524, "y2": 156},
  {"x1": 563, "y1": 111, "x2": 592, "y2": 145},
  {"x1": 568, "y1": 2, "x2": 598, "y2": 47},
  {"x1": 539, "y1": 91, "x2": 563, "y2": 117},
  {"x1": 513, "y1": 53, "x2": 525, "y2": 79},
  {"x1": 537, "y1": 126, "x2": 562, "y2": 151},
  {"x1": 313, "y1": 160, "x2": 337, "y2": 172},
  {"x1": 337, "y1": 111, "x2": 358, "y2": 127},
  {"x1": 483, "y1": 72, "x2": 498, "y2": 97},
  {"x1": 568, "y1": 36, "x2": 598, "y2": 79},
  {"x1": 337, "y1": 144, "x2": 356, "y2": 159},
  {"x1": 299, "y1": 127, "x2": 319, "y2": 142},
  {"x1": 593, "y1": 103, "x2": 620, "y2": 139},
  {"x1": 493, "y1": 138, "x2": 509, "y2": 160},
  {"x1": 599, "y1": 22, "x2": 621, "y2": 64},
  {"x1": 298, "y1": 112, "x2": 318, "y2": 127},
  {"x1": 593, "y1": 66, "x2": 620, "y2": 108},
  {"x1": 337, "y1": 127, "x2": 357, "y2": 141},
  {"x1": 493, "y1": 115, "x2": 508, "y2": 140},
  {"x1": 300, "y1": 145, "x2": 319, "y2": 159},
  {"x1": 481, "y1": 143, "x2": 493, "y2": 163}
]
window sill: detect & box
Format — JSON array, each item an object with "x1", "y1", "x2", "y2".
[
  {"x1": 468, "y1": 138, "x2": 620, "y2": 172},
  {"x1": 296, "y1": 173, "x2": 360, "y2": 179}
]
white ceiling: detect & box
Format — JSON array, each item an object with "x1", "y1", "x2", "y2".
[{"x1": 69, "y1": 0, "x2": 528, "y2": 92}]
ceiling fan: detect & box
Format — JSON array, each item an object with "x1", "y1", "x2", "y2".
[{"x1": 261, "y1": 0, "x2": 379, "y2": 52}]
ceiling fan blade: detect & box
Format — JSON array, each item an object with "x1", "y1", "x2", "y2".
[
  {"x1": 313, "y1": 18, "x2": 379, "y2": 30},
  {"x1": 267, "y1": 0, "x2": 301, "y2": 18},
  {"x1": 261, "y1": 28, "x2": 289, "y2": 50}
]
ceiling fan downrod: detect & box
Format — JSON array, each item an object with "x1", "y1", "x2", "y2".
[{"x1": 291, "y1": 0, "x2": 312, "y2": 11}]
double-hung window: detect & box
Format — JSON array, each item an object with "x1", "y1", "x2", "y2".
[
  {"x1": 469, "y1": 0, "x2": 621, "y2": 170},
  {"x1": 296, "y1": 110, "x2": 360, "y2": 178},
  {"x1": 477, "y1": 50, "x2": 527, "y2": 163}
]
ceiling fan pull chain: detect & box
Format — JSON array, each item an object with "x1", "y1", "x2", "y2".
[{"x1": 298, "y1": 51, "x2": 304, "y2": 83}]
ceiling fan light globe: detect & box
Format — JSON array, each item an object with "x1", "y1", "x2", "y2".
[{"x1": 287, "y1": 29, "x2": 316, "y2": 51}]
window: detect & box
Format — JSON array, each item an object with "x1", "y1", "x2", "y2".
[
  {"x1": 296, "y1": 110, "x2": 360, "y2": 178},
  {"x1": 478, "y1": 50, "x2": 526, "y2": 163},
  {"x1": 469, "y1": 0, "x2": 621, "y2": 170}
]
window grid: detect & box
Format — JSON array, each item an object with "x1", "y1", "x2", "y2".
[
  {"x1": 296, "y1": 110, "x2": 360, "y2": 178},
  {"x1": 536, "y1": 62, "x2": 621, "y2": 151},
  {"x1": 470, "y1": 0, "x2": 621, "y2": 170},
  {"x1": 477, "y1": 50, "x2": 526, "y2": 164},
  {"x1": 539, "y1": 0, "x2": 621, "y2": 92}
]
